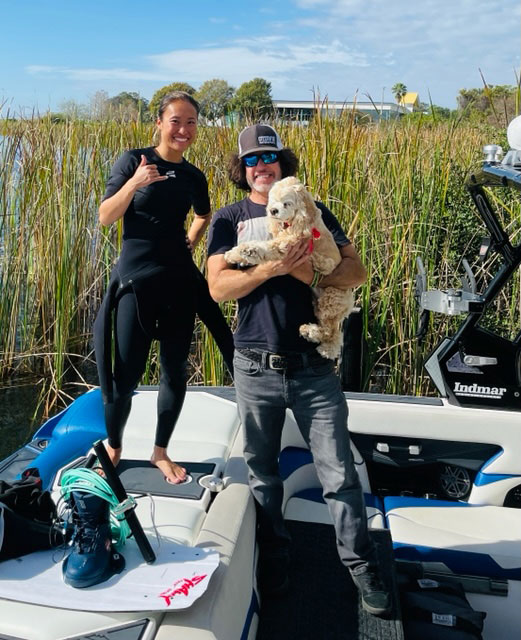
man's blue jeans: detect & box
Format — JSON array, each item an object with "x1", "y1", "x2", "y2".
[{"x1": 233, "y1": 349, "x2": 376, "y2": 570}]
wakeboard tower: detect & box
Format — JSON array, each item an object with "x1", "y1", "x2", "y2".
[{"x1": 416, "y1": 127, "x2": 521, "y2": 412}]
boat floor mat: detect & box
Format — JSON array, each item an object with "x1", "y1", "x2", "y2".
[
  {"x1": 116, "y1": 460, "x2": 216, "y2": 499},
  {"x1": 257, "y1": 525, "x2": 404, "y2": 640}
]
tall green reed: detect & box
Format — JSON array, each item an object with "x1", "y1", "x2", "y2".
[{"x1": 0, "y1": 113, "x2": 516, "y2": 416}]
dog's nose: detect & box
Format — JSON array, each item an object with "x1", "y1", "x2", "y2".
[{"x1": 269, "y1": 207, "x2": 279, "y2": 216}]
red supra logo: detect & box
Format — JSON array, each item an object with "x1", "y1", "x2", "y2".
[{"x1": 159, "y1": 574, "x2": 208, "y2": 606}]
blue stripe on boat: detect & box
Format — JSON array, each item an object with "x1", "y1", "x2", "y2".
[
  {"x1": 384, "y1": 496, "x2": 471, "y2": 511},
  {"x1": 293, "y1": 488, "x2": 383, "y2": 512},
  {"x1": 278, "y1": 447, "x2": 313, "y2": 480},
  {"x1": 240, "y1": 588, "x2": 259, "y2": 640},
  {"x1": 474, "y1": 471, "x2": 519, "y2": 486},
  {"x1": 392, "y1": 542, "x2": 521, "y2": 580}
]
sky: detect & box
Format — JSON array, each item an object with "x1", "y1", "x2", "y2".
[{"x1": 1, "y1": 0, "x2": 519, "y2": 115}]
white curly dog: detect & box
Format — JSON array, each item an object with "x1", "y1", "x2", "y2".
[{"x1": 224, "y1": 176, "x2": 354, "y2": 359}]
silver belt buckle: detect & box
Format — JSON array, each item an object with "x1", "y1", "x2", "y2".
[{"x1": 268, "y1": 354, "x2": 285, "y2": 370}]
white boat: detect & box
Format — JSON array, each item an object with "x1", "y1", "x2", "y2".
[{"x1": 1, "y1": 138, "x2": 520, "y2": 640}]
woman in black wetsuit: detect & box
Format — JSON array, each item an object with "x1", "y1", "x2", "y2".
[{"x1": 93, "y1": 91, "x2": 232, "y2": 484}]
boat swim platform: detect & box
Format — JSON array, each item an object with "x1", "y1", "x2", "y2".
[{"x1": 257, "y1": 527, "x2": 403, "y2": 640}]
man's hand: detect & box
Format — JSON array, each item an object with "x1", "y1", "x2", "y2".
[
  {"x1": 289, "y1": 255, "x2": 314, "y2": 284},
  {"x1": 208, "y1": 239, "x2": 312, "y2": 303},
  {"x1": 262, "y1": 239, "x2": 311, "y2": 278}
]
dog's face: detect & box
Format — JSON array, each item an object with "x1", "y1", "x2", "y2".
[
  {"x1": 267, "y1": 185, "x2": 300, "y2": 223},
  {"x1": 267, "y1": 176, "x2": 313, "y2": 226}
]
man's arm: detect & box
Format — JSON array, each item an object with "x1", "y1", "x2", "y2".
[
  {"x1": 289, "y1": 243, "x2": 367, "y2": 290},
  {"x1": 207, "y1": 240, "x2": 311, "y2": 303},
  {"x1": 319, "y1": 243, "x2": 367, "y2": 289}
]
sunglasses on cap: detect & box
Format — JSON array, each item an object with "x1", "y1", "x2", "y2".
[{"x1": 242, "y1": 151, "x2": 280, "y2": 167}]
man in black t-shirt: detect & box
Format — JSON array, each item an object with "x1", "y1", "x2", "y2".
[{"x1": 207, "y1": 125, "x2": 390, "y2": 616}]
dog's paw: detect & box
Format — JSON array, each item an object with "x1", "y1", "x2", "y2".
[
  {"x1": 313, "y1": 257, "x2": 337, "y2": 276},
  {"x1": 316, "y1": 342, "x2": 340, "y2": 360},
  {"x1": 224, "y1": 244, "x2": 265, "y2": 265},
  {"x1": 240, "y1": 245, "x2": 266, "y2": 261},
  {"x1": 224, "y1": 248, "x2": 242, "y2": 264},
  {"x1": 299, "y1": 323, "x2": 321, "y2": 343}
]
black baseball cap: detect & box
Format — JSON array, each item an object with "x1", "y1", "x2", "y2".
[{"x1": 238, "y1": 124, "x2": 283, "y2": 158}]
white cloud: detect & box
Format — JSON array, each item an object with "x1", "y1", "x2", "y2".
[
  {"x1": 147, "y1": 39, "x2": 368, "y2": 81},
  {"x1": 293, "y1": 0, "x2": 518, "y2": 62},
  {"x1": 26, "y1": 37, "x2": 369, "y2": 91},
  {"x1": 290, "y1": 0, "x2": 520, "y2": 105},
  {"x1": 23, "y1": 0, "x2": 520, "y2": 108},
  {"x1": 26, "y1": 65, "x2": 168, "y2": 82}
]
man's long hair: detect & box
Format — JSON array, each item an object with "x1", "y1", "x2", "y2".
[{"x1": 227, "y1": 148, "x2": 299, "y2": 191}]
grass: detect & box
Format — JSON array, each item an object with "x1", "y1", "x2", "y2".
[{"x1": 1, "y1": 112, "x2": 519, "y2": 418}]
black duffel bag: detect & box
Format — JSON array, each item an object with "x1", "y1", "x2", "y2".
[
  {"x1": 0, "y1": 469, "x2": 62, "y2": 562},
  {"x1": 398, "y1": 564, "x2": 486, "y2": 639}
]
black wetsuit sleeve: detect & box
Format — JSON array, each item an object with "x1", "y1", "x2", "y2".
[{"x1": 192, "y1": 171, "x2": 211, "y2": 216}]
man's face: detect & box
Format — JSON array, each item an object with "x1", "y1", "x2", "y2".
[{"x1": 245, "y1": 156, "x2": 282, "y2": 200}]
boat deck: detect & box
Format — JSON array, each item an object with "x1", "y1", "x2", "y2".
[{"x1": 258, "y1": 526, "x2": 403, "y2": 640}]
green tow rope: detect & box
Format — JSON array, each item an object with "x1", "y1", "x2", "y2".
[{"x1": 60, "y1": 468, "x2": 133, "y2": 549}]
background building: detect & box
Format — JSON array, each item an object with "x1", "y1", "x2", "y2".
[
  {"x1": 399, "y1": 92, "x2": 421, "y2": 112},
  {"x1": 272, "y1": 99, "x2": 408, "y2": 122}
]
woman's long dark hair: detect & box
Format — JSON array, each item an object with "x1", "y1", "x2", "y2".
[{"x1": 227, "y1": 148, "x2": 299, "y2": 191}]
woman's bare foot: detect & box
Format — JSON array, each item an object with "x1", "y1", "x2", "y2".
[{"x1": 151, "y1": 446, "x2": 186, "y2": 484}]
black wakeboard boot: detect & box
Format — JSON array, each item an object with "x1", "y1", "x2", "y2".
[{"x1": 63, "y1": 490, "x2": 125, "y2": 588}]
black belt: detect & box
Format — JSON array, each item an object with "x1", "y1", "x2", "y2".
[{"x1": 236, "y1": 348, "x2": 327, "y2": 370}]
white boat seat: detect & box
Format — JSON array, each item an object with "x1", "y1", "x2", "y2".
[
  {"x1": 279, "y1": 447, "x2": 384, "y2": 528},
  {"x1": 279, "y1": 410, "x2": 371, "y2": 494},
  {"x1": 279, "y1": 445, "x2": 371, "y2": 501},
  {"x1": 124, "y1": 391, "x2": 240, "y2": 454},
  {"x1": 384, "y1": 496, "x2": 521, "y2": 580},
  {"x1": 52, "y1": 391, "x2": 244, "y2": 553},
  {"x1": 133, "y1": 498, "x2": 207, "y2": 547},
  {"x1": 284, "y1": 487, "x2": 385, "y2": 529}
]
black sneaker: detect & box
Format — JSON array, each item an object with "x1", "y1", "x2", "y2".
[
  {"x1": 257, "y1": 552, "x2": 290, "y2": 599},
  {"x1": 350, "y1": 565, "x2": 391, "y2": 616}
]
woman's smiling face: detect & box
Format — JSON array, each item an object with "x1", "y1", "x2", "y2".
[{"x1": 156, "y1": 100, "x2": 198, "y2": 161}]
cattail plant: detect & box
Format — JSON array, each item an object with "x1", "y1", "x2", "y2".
[{"x1": 1, "y1": 111, "x2": 518, "y2": 417}]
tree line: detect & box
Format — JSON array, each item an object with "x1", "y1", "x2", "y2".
[
  {"x1": 391, "y1": 81, "x2": 520, "y2": 125},
  {"x1": 52, "y1": 77, "x2": 520, "y2": 126},
  {"x1": 54, "y1": 78, "x2": 273, "y2": 123}
]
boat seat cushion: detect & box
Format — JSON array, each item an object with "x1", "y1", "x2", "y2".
[
  {"x1": 125, "y1": 391, "x2": 240, "y2": 453},
  {"x1": 279, "y1": 445, "x2": 371, "y2": 508},
  {"x1": 284, "y1": 488, "x2": 385, "y2": 529},
  {"x1": 384, "y1": 496, "x2": 521, "y2": 580},
  {"x1": 279, "y1": 447, "x2": 383, "y2": 528},
  {"x1": 120, "y1": 391, "x2": 240, "y2": 482}
]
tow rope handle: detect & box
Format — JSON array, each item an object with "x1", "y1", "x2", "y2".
[{"x1": 93, "y1": 440, "x2": 156, "y2": 564}]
